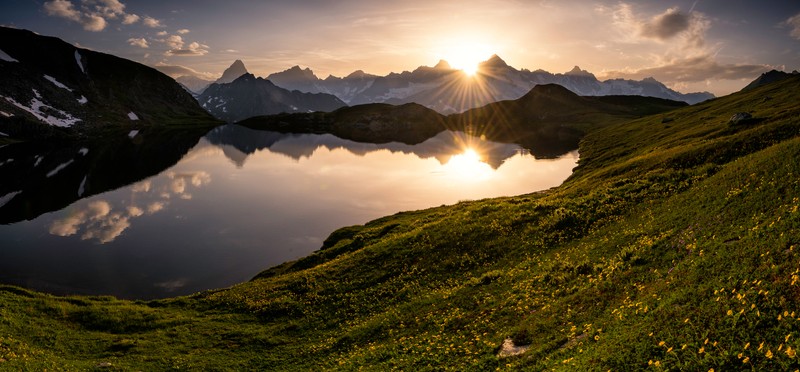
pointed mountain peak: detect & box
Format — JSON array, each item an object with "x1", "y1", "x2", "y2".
[
  {"x1": 480, "y1": 54, "x2": 509, "y2": 68},
  {"x1": 565, "y1": 66, "x2": 594, "y2": 77},
  {"x1": 216, "y1": 60, "x2": 249, "y2": 84},
  {"x1": 434, "y1": 59, "x2": 452, "y2": 70}
]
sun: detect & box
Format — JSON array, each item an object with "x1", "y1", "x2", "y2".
[{"x1": 437, "y1": 41, "x2": 494, "y2": 77}]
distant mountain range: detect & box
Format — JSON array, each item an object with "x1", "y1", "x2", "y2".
[
  {"x1": 264, "y1": 54, "x2": 715, "y2": 113},
  {"x1": 0, "y1": 27, "x2": 217, "y2": 141},
  {"x1": 197, "y1": 71, "x2": 347, "y2": 123}
]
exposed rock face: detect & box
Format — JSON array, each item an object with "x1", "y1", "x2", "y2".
[
  {"x1": 214, "y1": 60, "x2": 248, "y2": 85},
  {"x1": 729, "y1": 112, "x2": 753, "y2": 125}
]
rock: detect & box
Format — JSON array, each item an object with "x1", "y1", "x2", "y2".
[
  {"x1": 497, "y1": 338, "x2": 530, "y2": 357},
  {"x1": 729, "y1": 112, "x2": 752, "y2": 125}
]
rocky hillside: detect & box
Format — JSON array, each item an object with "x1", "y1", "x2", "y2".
[{"x1": 0, "y1": 27, "x2": 218, "y2": 142}]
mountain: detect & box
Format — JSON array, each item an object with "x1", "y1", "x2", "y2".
[
  {"x1": 449, "y1": 83, "x2": 688, "y2": 157},
  {"x1": 197, "y1": 73, "x2": 347, "y2": 123},
  {"x1": 268, "y1": 66, "x2": 378, "y2": 103},
  {"x1": 265, "y1": 55, "x2": 713, "y2": 114},
  {"x1": 238, "y1": 84, "x2": 685, "y2": 156},
  {"x1": 0, "y1": 27, "x2": 217, "y2": 141},
  {"x1": 176, "y1": 75, "x2": 213, "y2": 94},
  {"x1": 3, "y1": 73, "x2": 798, "y2": 370},
  {"x1": 214, "y1": 60, "x2": 248, "y2": 85},
  {"x1": 267, "y1": 66, "x2": 323, "y2": 93},
  {"x1": 742, "y1": 69, "x2": 799, "y2": 91}
]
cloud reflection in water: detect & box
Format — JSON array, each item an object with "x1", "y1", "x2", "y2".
[{"x1": 49, "y1": 171, "x2": 211, "y2": 243}]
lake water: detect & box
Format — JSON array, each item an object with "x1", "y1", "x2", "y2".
[{"x1": 0, "y1": 125, "x2": 578, "y2": 299}]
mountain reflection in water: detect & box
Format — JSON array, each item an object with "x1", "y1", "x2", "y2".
[{"x1": 0, "y1": 125, "x2": 578, "y2": 299}]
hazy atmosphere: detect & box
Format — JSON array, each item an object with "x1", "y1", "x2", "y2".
[{"x1": 3, "y1": 0, "x2": 800, "y2": 95}]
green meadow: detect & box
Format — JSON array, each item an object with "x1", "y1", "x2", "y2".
[{"x1": 2, "y1": 75, "x2": 800, "y2": 370}]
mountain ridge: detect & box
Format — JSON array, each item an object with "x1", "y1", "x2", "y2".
[
  {"x1": 0, "y1": 27, "x2": 218, "y2": 141},
  {"x1": 197, "y1": 73, "x2": 347, "y2": 123},
  {"x1": 262, "y1": 55, "x2": 714, "y2": 114}
]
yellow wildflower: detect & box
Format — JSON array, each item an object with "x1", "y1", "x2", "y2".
[
  {"x1": 659, "y1": 341, "x2": 666, "y2": 347},
  {"x1": 699, "y1": 347, "x2": 705, "y2": 354},
  {"x1": 744, "y1": 342, "x2": 750, "y2": 349},
  {"x1": 743, "y1": 357, "x2": 750, "y2": 363},
  {"x1": 766, "y1": 349, "x2": 773, "y2": 359}
]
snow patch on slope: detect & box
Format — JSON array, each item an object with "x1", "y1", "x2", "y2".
[
  {"x1": 75, "y1": 50, "x2": 86, "y2": 74},
  {"x1": 2, "y1": 95, "x2": 82, "y2": 127},
  {"x1": 78, "y1": 176, "x2": 87, "y2": 197},
  {"x1": 127, "y1": 112, "x2": 139, "y2": 120},
  {"x1": 46, "y1": 159, "x2": 75, "y2": 177},
  {"x1": 77, "y1": 96, "x2": 88, "y2": 105},
  {"x1": 44, "y1": 75, "x2": 73, "y2": 92},
  {"x1": 128, "y1": 130, "x2": 139, "y2": 138},
  {"x1": 0, "y1": 110, "x2": 12, "y2": 117},
  {"x1": 0, "y1": 48, "x2": 18, "y2": 63},
  {"x1": 0, "y1": 191, "x2": 22, "y2": 208}
]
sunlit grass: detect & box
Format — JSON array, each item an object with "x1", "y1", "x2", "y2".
[{"x1": 0, "y1": 76, "x2": 799, "y2": 370}]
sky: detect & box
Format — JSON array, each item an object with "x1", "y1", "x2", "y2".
[{"x1": 2, "y1": 0, "x2": 800, "y2": 96}]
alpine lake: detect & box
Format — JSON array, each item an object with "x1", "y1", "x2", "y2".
[{"x1": 0, "y1": 125, "x2": 578, "y2": 299}]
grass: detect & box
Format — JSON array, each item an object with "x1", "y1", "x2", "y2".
[{"x1": 1, "y1": 76, "x2": 800, "y2": 370}]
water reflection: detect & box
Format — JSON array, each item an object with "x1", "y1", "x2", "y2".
[
  {"x1": 205, "y1": 125, "x2": 528, "y2": 169},
  {"x1": 47, "y1": 171, "x2": 211, "y2": 244},
  {"x1": 0, "y1": 125, "x2": 578, "y2": 299},
  {"x1": 0, "y1": 127, "x2": 207, "y2": 224}
]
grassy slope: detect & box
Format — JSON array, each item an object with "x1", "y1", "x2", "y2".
[{"x1": 2, "y1": 77, "x2": 800, "y2": 370}]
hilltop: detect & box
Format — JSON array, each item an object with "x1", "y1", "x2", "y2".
[{"x1": 0, "y1": 74, "x2": 799, "y2": 370}]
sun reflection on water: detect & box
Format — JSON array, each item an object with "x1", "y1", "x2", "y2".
[{"x1": 441, "y1": 147, "x2": 494, "y2": 181}]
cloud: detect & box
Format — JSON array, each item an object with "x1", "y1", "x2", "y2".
[
  {"x1": 122, "y1": 13, "x2": 139, "y2": 24},
  {"x1": 177, "y1": 28, "x2": 190, "y2": 34},
  {"x1": 785, "y1": 12, "x2": 800, "y2": 40},
  {"x1": 127, "y1": 37, "x2": 148, "y2": 48},
  {"x1": 602, "y1": 54, "x2": 770, "y2": 83},
  {"x1": 156, "y1": 30, "x2": 168, "y2": 36},
  {"x1": 152, "y1": 62, "x2": 216, "y2": 79},
  {"x1": 81, "y1": 13, "x2": 107, "y2": 31},
  {"x1": 640, "y1": 7, "x2": 690, "y2": 40},
  {"x1": 610, "y1": 4, "x2": 709, "y2": 49},
  {"x1": 143, "y1": 16, "x2": 163, "y2": 28},
  {"x1": 43, "y1": 0, "x2": 81, "y2": 22},
  {"x1": 166, "y1": 42, "x2": 210, "y2": 57},
  {"x1": 43, "y1": 0, "x2": 143, "y2": 32},
  {"x1": 164, "y1": 34, "x2": 184, "y2": 49}
]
